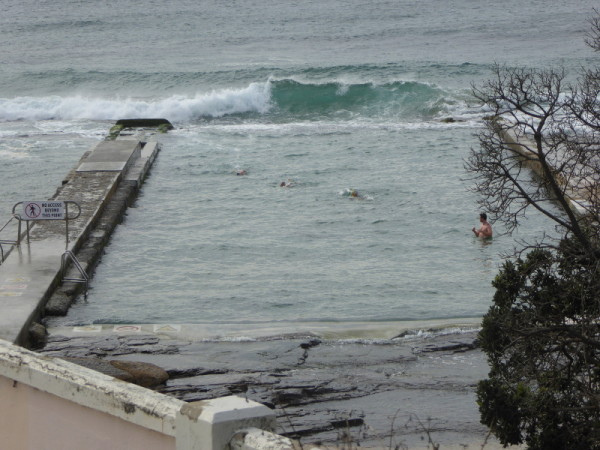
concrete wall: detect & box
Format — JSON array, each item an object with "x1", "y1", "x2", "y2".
[
  {"x1": 0, "y1": 339, "x2": 283, "y2": 450},
  {"x1": 0, "y1": 375, "x2": 174, "y2": 450},
  {"x1": 499, "y1": 128, "x2": 589, "y2": 214}
]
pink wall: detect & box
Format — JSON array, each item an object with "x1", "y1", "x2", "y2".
[{"x1": 0, "y1": 375, "x2": 175, "y2": 450}]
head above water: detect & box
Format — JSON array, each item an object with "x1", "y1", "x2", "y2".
[{"x1": 480, "y1": 213, "x2": 487, "y2": 221}]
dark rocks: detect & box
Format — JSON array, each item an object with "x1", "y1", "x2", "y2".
[
  {"x1": 39, "y1": 330, "x2": 494, "y2": 448},
  {"x1": 114, "y1": 118, "x2": 173, "y2": 129},
  {"x1": 300, "y1": 338, "x2": 321, "y2": 349},
  {"x1": 62, "y1": 357, "x2": 169, "y2": 389},
  {"x1": 330, "y1": 417, "x2": 364, "y2": 429},
  {"x1": 46, "y1": 334, "x2": 71, "y2": 343},
  {"x1": 126, "y1": 336, "x2": 160, "y2": 346},
  {"x1": 166, "y1": 367, "x2": 229, "y2": 378},
  {"x1": 40, "y1": 334, "x2": 184, "y2": 358},
  {"x1": 63, "y1": 357, "x2": 132, "y2": 380},
  {"x1": 109, "y1": 360, "x2": 169, "y2": 388},
  {"x1": 45, "y1": 292, "x2": 74, "y2": 316},
  {"x1": 28, "y1": 322, "x2": 48, "y2": 349},
  {"x1": 416, "y1": 338, "x2": 479, "y2": 354},
  {"x1": 274, "y1": 389, "x2": 305, "y2": 405}
]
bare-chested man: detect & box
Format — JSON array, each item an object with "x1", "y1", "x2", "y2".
[{"x1": 472, "y1": 213, "x2": 492, "y2": 238}]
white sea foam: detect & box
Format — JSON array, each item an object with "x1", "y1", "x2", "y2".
[
  {"x1": 0, "y1": 82, "x2": 273, "y2": 123},
  {"x1": 0, "y1": 149, "x2": 31, "y2": 159}
]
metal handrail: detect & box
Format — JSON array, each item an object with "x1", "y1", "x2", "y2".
[
  {"x1": 0, "y1": 214, "x2": 22, "y2": 246},
  {"x1": 61, "y1": 250, "x2": 89, "y2": 294},
  {"x1": 0, "y1": 214, "x2": 22, "y2": 264}
]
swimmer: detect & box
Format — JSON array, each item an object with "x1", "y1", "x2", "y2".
[
  {"x1": 280, "y1": 179, "x2": 295, "y2": 187},
  {"x1": 348, "y1": 188, "x2": 364, "y2": 199},
  {"x1": 472, "y1": 213, "x2": 493, "y2": 238},
  {"x1": 340, "y1": 188, "x2": 366, "y2": 199},
  {"x1": 236, "y1": 169, "x2": 247, "y2": 176}
]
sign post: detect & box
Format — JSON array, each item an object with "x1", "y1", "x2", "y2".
[{"x1": 13, "y1": 201, "x2": 81, "y2": 248}]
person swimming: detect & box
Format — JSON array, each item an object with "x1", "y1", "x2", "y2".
[
  {"x1": 236, "y1": 169, "x2": 247, "y2": 176},
  {"x1": 472, "y1": 213, "x2": 493, "y2": 238},
  {"x1": 347, "y1": 188, "x2": 365, "y2": 199}
]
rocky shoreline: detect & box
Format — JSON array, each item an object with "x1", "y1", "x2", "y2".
[{"x1": 39, "y1": 328, "x2": 498, "y2": 448}]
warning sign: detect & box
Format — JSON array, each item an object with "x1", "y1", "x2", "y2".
[{"x1": 22, "y1": 201, "x2": 65, "y2": 220}]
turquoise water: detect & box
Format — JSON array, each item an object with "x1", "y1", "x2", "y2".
[{"x1": 1, "y1": 0, "x2": 598, "y2": 337}]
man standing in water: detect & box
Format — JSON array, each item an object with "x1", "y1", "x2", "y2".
[{"x1": 472, "y1": 213, "x2": 493, "y2": 238}]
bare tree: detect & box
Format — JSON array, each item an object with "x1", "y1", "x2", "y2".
[
  {"x1": 467, "y1": 12, "x2": 600, "y2": 450},
  {"x1": 466, "y1": 65, "x2": 599, "y2": 252},
  {"x1": 586, "y1": 9, "x2": 600, "y2": 52}
]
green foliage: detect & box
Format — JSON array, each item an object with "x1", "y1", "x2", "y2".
[
  {"x1": 477, "y1": 241, "x2": 600, "y2": 449},
  {"x1": 471, "y1": 14, "x2": 600, "y2": 448}
]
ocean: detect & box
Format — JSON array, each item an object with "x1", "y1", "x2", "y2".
[{"x1": 1, "y1": 0, "x2": 598, "y2": 340}]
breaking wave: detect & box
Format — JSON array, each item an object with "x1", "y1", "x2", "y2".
[{"x1": 0, "y1": 78, "x2": 476, "y2": 124}]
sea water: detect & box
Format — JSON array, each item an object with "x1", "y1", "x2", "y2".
[{"x1": 1, "y1": 0, "x2": 598, "y2": 338}]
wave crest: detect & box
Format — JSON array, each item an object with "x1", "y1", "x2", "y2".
[
  {"x1": 0, "y1": 82, "x2": 273, "y2": 122},
  {"x1": 0, "y1": 78, "x2": 469, "y2": 123}
]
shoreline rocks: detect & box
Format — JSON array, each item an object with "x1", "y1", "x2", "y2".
[
  {"x1": 38, "y1": 330, "x2": 495, "y2": 448},
  {"x1": 62, "y1": 356, "x2": 169, "y2": 389}
]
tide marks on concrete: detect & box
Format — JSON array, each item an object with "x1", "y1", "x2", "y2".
[
  {"x1": 73, "y1": 325, "x2": 103, "y2": 333},
  {"x1": 114, "y1": 325, "x2": 142, "y2": 333},
  {"x1": 70, "y1": 324, "x2": 182, "y2": 335},
  {"x1": 153, "y1": 325, "x2": 181, "y2": 333},
  {"x1": 0, "y1": 277, "x2": 30, "y2": 297}
]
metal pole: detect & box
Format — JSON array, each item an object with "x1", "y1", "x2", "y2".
[
  {"x1": 65, "y1": 202, "x2": 69, "y2": 250},
  {"x1": 17, "y1": 216, "x2": 21, "y2": 246}
]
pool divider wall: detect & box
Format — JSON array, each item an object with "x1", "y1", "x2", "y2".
[
  {"x1": 498, "y1": 126, "x2": 590, "y2": 215},
  {"x1": 0, "y1": 122, "x2": 165, "y2": 347},
  {"x1": 43, "y1": 140, "x2": 161, "y2": 319}
]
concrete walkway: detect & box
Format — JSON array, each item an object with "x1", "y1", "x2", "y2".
[{"x1": 0, "y1": 135, "x2": 160, "y2": 346}]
